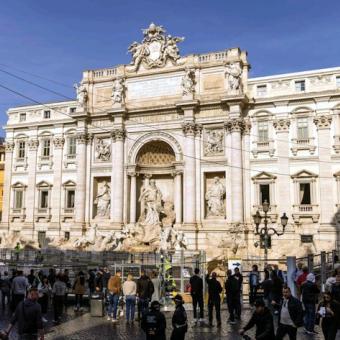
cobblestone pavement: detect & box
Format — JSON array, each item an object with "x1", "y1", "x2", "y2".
[{"x1": 1, "y1": 304, "x2": 337, "y2": 340}]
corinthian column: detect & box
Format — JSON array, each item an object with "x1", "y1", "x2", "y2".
[
  {"x1": 74, "y1": 132, "x2": 88, "y2": 232},
  {"x1": 225, "y1": 118, "x2": 244, "y2": 223},
  {"x1": 1, "y1": 141, "x2": 14, "y2": 227},
  {"x1": 129, "y1": 172, "x2": 137, "y2": 224},
  {"x1": 25, "y1": 139, "x2": 39, "y2": 225},
  {"x1": 172, "y1": 170, "x2": 183, "y2": 224},
  {"x1": 111, "y1": 128, "x2": 125, "y2": 227},
  {"x1": 182, "y1": 122, "x2": 197, "y2": 226}
]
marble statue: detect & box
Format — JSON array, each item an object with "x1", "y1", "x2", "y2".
[
  {"x1": 127, "y1": 23, "x2": 184, "y2": 71},
  {"x1": 74, "y1": 82, "x2": 88, "y2": 108},
  {"x1": 205, "y1": 130, "x2": 224, "y2": 155},
  {"x1": 138, "y1": 178, "x2": 162, "y2": 225},
  {"x1": 111, "y1": 78, "x2": 125, "y2": 104},
  {"x1": 181, "y1": 69, "x2": 195, "y2": 96},
  {"x1": 94, "y1": 181, "x2": 111, "y2": 218},
  {"x1": 225, "y1": 62, "x2": 242, "y2": 94},
  {"x1": 205, "y1": 177, "x2": 226, "y2": 217},
  {"x1": 95, "y1": 139, "x2": 111, "y2": 161},
  {"x1": 161, "y1": 201, "x2": 176, "y2": 227},
  {"x1": 0, "y1": 231, "x2": 39, "y2": 249},
  {"x1": 218, "y1": 223, "x2": 246, "y2": 255}
]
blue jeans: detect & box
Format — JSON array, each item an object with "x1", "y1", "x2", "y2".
[
  {"x1": 304, "y1": 302, "x2": 316, "y2": 332},
  {"x1": 125, "y1": 295, "x2": 136, "y2": 321},
  {"x1": 108, "y1": 294, "x2": 119, "y2": 319}
]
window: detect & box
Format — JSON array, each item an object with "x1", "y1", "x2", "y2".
[
  {"x1": 258, "y1": 121, "x2": 269, "y2": 142},
  {"x1": 68, "y1": 137, "x2": 76, "y2": 156},
  {"x1": 295, "y1": 80, "x2": 305, "y2": 92},
  {"x1": 299, "y1": 183, "x2": 311, "y2": 204},
  {"x1": 259, "y1": 184, "x2": 270, "y2": 204},
  {"x1": 38, "y1": 231, "x2": 46, "y2": 248},
  {"x1": 18, "y1": 141, "x2": 26, "y2": 159},
  {"x1": 64, "y1": 232, "x2": 70, "y2": 240},
  {"x1": 66, "y1": 190, "x2": 75, "y2": 208},
  {"x1": 257, "y1": 85, "x2": 267, "y2": 97},
  {"x1": 43, "y1": 110, "x2": 51, "y2": 119},
  {"x1": 42, "y1": 139, "x2": 51, "y2": 157},
  {"x1": 336, "y1": 76, "x2": 340, "y2": 88},
  {"x1": 14, "y1": 190, "x2": 23, "y2": 209},
  {"x1": 40, "y1": 190, "x2": 49, "y2": 208},
  {"x1": 297, "y1": 117, "x2": 309, "y2": 139},
  {"x1": 19, "y1": 113, "x2": 26, "y2": 122},
  {"x1": 70, "y1": 107, "x2": 76, "y2": 113}
]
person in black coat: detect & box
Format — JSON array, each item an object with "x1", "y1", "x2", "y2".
[
  {"x1": 317, "y1": 292, "x2": 340, "y2": 340},
  {"x1": 141, "y1": 301, "x2": 166, "y2": 340},
  {"x1": 225, "y1": 269, "x2": 241, "y2": 324},
  {"x1": 206, "y1": 272, "x2": 222, "y2": 327},
  {"x1": 189, "y1": 268, "x2": 204, "y2": 323},
  {"x1": 170, "y1": 294, "x2": 188, "y2": 340},
  {"x1": 240, "y1": 299, "x2": 275, "y2": 340}
]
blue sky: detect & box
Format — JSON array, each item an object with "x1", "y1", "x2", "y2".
[{"x1": 0, "y1": 0, "x2": 340, "y2": 135}]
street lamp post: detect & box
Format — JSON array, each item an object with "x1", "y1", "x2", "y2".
[{"x1": 253, "y1": 200, "x2": 289, "y2": 265}]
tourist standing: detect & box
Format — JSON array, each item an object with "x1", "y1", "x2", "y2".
[
  {"x1": 27, "y1": 269, "x2": 37, "y2": 287},
  {"x1": 107, "y1": 269, "x2": 122, "y2": 322},
  {"x1": 38, "y1": 276, "x2": 51, "y2": 322},
  {"x1": 239, "y1": 299, "x2": 275, "y2": 340},
  {"x1": 73, "y1": 271, "x2": 86, "y2": 312},
  {"x1": 61, "y1": 269, "x2": 71, "y2": 308},
  {"x1": 261, "y1": 269, "x2": 273, "y2": 309},
  {"x1": 273, "y1": 264, "x2": 284, "y2": 282},
  {"x1": 52, "y1": 273, "x2": 67, "y2": 324},
  {"x1": 123, "y1": 273, "x2": 137, "y2": 323},
  {"x1": 189, "y1": 268, "x2": 204, "y2": 324},
  {"x1": 317, "y1": 292, "x2": 340, "y2": 340},
  {"x1": 0, "y1": 272, "x2": 11, "y2": 310},
  {"x1": 102, "y1": 267, "x2": 111, "y2": 295},
  {"x1": 292, "y1": 262, "x2": 303, "y2": 293},
  {"x1": 296, "y1": 266, "x2": 309, "y2": 293},
  {"x1": 301, "y1": 273, "x2": 320, "y2": 335},
  {"x1": 11, "y1": 270, "x2": 29, "y2": 312},
  {"x1": 95, "y1": 270, "x2": 103, "y2": 293},
  {"x1": 275, "y1": 286, "x2": 303, "y2": 340},
  {"x1": 137, "y1": 270, "x2": 154, "y2": 319},
  {"x1": 88, "y1": 269, "x2": 96, "y2": 295},
  {"x1": 225, "y1": 269, "x2": 241, "y2": 324},
  {"x1": 141, "y1": 301, "x2": 166, "y2": 340},
  {"x1": 206, "y1": 272, "x2": 222, "y2": 327},
  {"x1": 1, "y1": 287, "x2": 44, "y2": 340},
  {"x1": 170, "y1": 294, "x2": 188, "y2": 340},
  {"x1": 47, "y1": 268, "x2": 56, "y2": 289},
  {"x1": 270, "y1": 270, "x2": 283, "y2": 315},
  {"x1": 233, "y1": 267, "x2": 243, "y2": 319},
  {"x1": 249, "y1": 264, "x2": 260, "y2": 305}
]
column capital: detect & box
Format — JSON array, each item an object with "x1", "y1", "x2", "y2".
[
  {"x1": 111, "y1": 128, "x2": 126, "y2": 142},
  {"x1": 273, "y1": 118, "x2": 290, "y2": 132},
  {"x1": 182, "y1": 122, "x2": 201, "y2": 136},
  {"x1": 313, "y1": 115, "x2": 332, "y2": 130},
  {"x1": 224, "y1": 118, "x2": 245, "y2": 133},
  {"x1": 243, "y1": 118, "x2": 252, "y2": 135},
  {"x1": 171, "y1": 170, "x2": 183, "y2": 177},
  {"x1": 4, "y1": 141, "x2": 14, "y2": 152},
  {"x1": 76, "y1": 132, "x2": 89, "y2": 144},
  {"x1": 53, "y1": 136, "x2": 65, "y2": 149},
  {"x1": 128, "y1": 171, "x2": 137, "y2": 177},
  {"x1": 27, "y1": 139, "x2": 39, "y2": 151}
]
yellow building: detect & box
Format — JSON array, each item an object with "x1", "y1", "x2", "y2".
[{"x1": 0, "y1": 137, "x2": 5, "y2": 221}]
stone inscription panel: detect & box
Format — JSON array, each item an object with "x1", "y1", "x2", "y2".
[{"x1": 127, "y1": 76, "x2": 182, "y2": 100}]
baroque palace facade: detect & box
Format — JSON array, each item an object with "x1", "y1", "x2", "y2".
[{"x1": 2, "y1": 23, "x2": 340, "y2": 259}]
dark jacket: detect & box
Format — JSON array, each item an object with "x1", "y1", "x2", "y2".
[
  {"x1": 190, "y1": 275, "x2": 203, "y2": 296},
  {"x1": 102, "y1": 271, "x2": 111, "y2": 289},
  {"x1": 234, "y1": 273, "x2": 243, "y2": 290},
  {"x1": 225, "y1": 275, "x2": 241, "y2": 297},
  {"x1": 141, "y1": 309, "x2": 166, "y2": 340},
  {"x1": 206, "y1": 275, "x2": 222, "y2": 301},
  {"x1": 331, "y1": 284, "x2": 340, "y2": 303},
  {"x1": 301, "y1": 281, "x2": 320, "y2": 304},
  {"x1": 278, "y1": 296, "x2": 303, "y2": 328},
  {"x1": 317, "y1": 299, "x2": 340, "y2": 329},
  {"x1": 137, "y1": 275, "x2": 155, "y2": 299},
  {"x1": 10, "y1": 299, "x2": 43, "y2": 335},
  {"x1": 172, "y1": 304, "x2": 188, "y2": 332},
  {"x1": 243, "y1": 307, "x2": 275, "y2": 340},
  {"x1": 271, "y1": 277, "x2": 283, "y2": 302},
  {"x1": 261, "y1": 279, "x2": 273, "y2": 299}
]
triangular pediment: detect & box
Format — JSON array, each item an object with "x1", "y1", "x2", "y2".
[
  {"x1": 291, "y1": 169, "x2": 318, "y2": 179},
  {"x1": 252, "y1": 171, "x2": 277, "y2": 181},
  {"x1": 12, "y1": 181, "x2": 27, "y2": 188},
  {"x1": 36, "y1": 180, "x2": 52, "y2": 188},
  {"x1": 63, "y1": 180, "x2": 76, "y2": 187}
]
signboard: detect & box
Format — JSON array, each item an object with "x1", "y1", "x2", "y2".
[
  {"x1": 228, "y1": 259, "x2": 242, "y2": 274},
  {"x1": 301, "y1": 235, "x2": 313, "y2": 243}
]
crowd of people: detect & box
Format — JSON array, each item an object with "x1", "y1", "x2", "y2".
[{"x1": 0, "y1": 263, "x2": 340, "y2": 339}]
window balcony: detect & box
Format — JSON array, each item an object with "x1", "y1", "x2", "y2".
[
  {"x1": 292, "y1": 204, "x2": 319, "y2": 223},
  {"x1": 291, "y1": 137, "x2": 316, "y2": 156},
  {"x1": 10, "y1": 208, "x2": 26, "y2": 222},
  {"x1": 64, "y1": 154, "x2": 77, "y2": 168},
  {"x1": 61, "y1": 208, "x2": 75, "y2": 222},
  {"x1": 251, "y1": 139, "x2": 275, "y2": 158},
  {"x1": 333, "y1": 135, "x2": 340, "y2": 154},
  {"x1": 14, "y1": 157, "x2": 28, "y2": 171},
  {"x1": 252, "y1": 204, "x2": 278, "y2": 222},
  {"x1": 35, "y1": 207, "x2": 51, "y2": 222},
  {"x1": 38, "y1": 155, "x2": 53, "y2": 170}
]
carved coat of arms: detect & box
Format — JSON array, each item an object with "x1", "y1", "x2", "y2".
[{"x1": 127, "y1": 23, "x2": 184, "y2": 71}]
